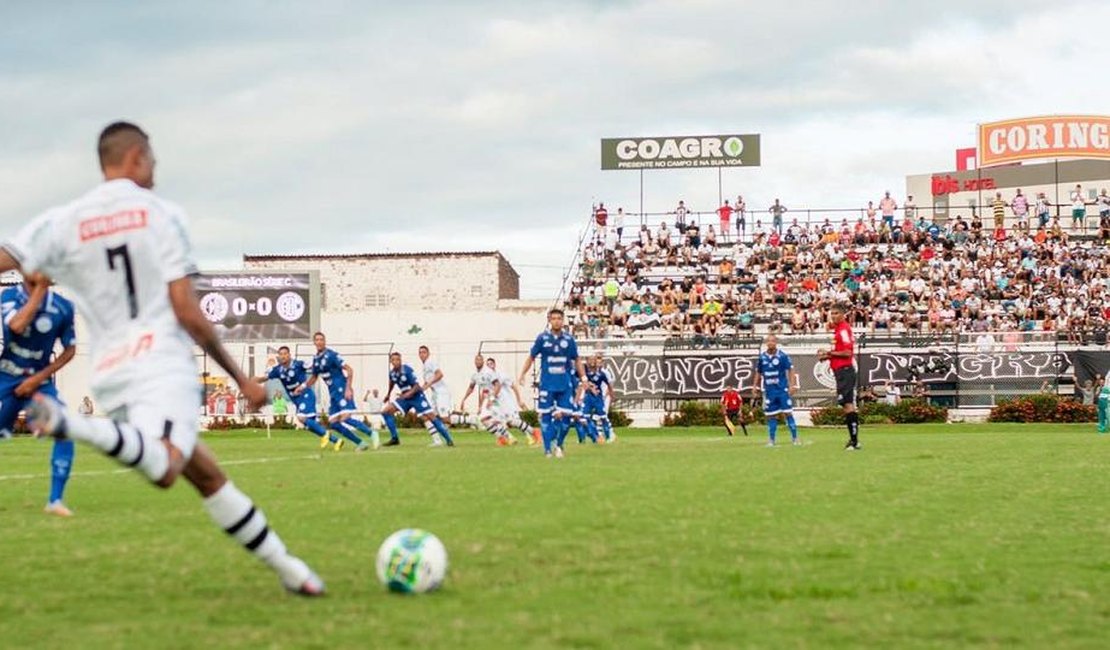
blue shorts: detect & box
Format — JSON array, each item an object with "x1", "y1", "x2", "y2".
[
  {"x1": 0, "y1": 376, "x2": 60, "y2": 434},
  {"x1": 293, "y1": 390, "x2": 318, "y2": 420},
  {"x1": 392, "y1": 393, "x2": 434, "y2": 417},
  {"x1": 537, "y1": 389, "x2": 574, "y2": 417},
  {"x1": 582, "y1": 393, "x2": 607, "y2": 416},
  {"x1": 763, "y1": 391, "x2": 794, "y2": 416},
  {"x1": 328, "y1": 393, "x2": 357, "y2": 417}
]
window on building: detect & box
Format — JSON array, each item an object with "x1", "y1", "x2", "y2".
[
  {"x1": 470, "y1": 285, "x2": 484, "y2": 297},
  {"x1": 320, "y1": 283, "x2": 327, "y2": 310}
]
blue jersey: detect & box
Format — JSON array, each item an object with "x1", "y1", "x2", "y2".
[
  {"x1": 389, "y1": 364, "x2": 423, "y2": 397},
  {"x1": 529, "y1": 330, "x2": 579, "y2": 393},
  {"x1": 312, "y1": 347, "x2": 348, "y2": 395},
  {"x1": 267, "y1": 359, "x2": 310, "y2": 395},
  {"x1": 757, "y1": 349, "x2": 793, "y2": 394},
  {"x1": 586, "y1": 367, "x2": 612, "y2": 394},
  {"x1": 0, "y1": 286, "x2": 76, "y2": 380}
]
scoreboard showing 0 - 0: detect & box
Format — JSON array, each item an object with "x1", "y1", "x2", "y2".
[{"x1": 193, "y1": 271, "x2": 321, "y2": 342}]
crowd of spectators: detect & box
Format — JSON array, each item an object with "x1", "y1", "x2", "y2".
[{"x1": 565, "y1": 191, "x2": 1110, "y2": 342}]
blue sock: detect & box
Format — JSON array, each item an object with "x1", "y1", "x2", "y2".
[
  {"x1": 585, "y1": 418, "x2": 599, "y2": 443},
  {"x1": 304, "y1": 418, "x2": 338, "y2": 443},
  {"x1": 556, "y1": 417, "x2": 570, "y2": 448},
  {"x1": 49, "y1": 439, "x2": 75, "y2": 504},
  {"x1": 383, "y1": 413, "x2": 400, "y2": 442},
  {"x1": 432, "y1": 418, "x2": 453, "y2": 444},
  {"x1": 786, "y1": 414, "x2": 798, "y2": 441},
  {"x1": 348, "y1": 418, "x2": 378, "y2": 437},
  {"x1": 768, "y1": 418, "x2": 778, "y2": 444},
  {"x1": 330, "y1": 420, "x2": 364, "y2": 445},
  {"x1": 574, "y1": 419, "x2": 585, "y2": 444},
  {"x1": 541, "y1": 413, "x2": 556, "y2": 453},
  {"x1": 600, "y1": 416, "x2": 613, "y2": 440}
]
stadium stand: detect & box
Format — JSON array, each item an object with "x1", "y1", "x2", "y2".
[{"x1": 560, "y1": 197, "x2": 1110, "y2": 346}]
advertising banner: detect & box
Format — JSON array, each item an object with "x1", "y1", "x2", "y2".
[
  {"x1": 601, "y1": 134, "x2": 761, "y2": 170},
  {"x1": 979, "y1": 115, "x2": 1110, "y2": 166}
]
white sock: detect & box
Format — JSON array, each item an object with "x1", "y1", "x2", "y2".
[
  {"x1": 203, "y1": 481, "x2": 305, "y2": 587},
  {"x1": 424, "y1": 421, "x2": 439, "y2": 439},
  {"x1": 65, "y1": 415, "x2": 169, "y2": 482}
]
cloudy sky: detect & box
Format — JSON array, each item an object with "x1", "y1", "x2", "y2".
[{"x1": 2, "y1": 0, "x2": 1108, "y2": 298}]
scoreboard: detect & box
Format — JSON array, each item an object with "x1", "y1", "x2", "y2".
[{"x1": 194, "y1": 271, "x2": 320, "y2": 342}]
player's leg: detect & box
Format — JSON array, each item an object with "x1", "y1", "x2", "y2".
[
  {"x1": 784, "y1": 397, "x2": 799, "y2": 443},
  {"x1": 300, "y1": 415, "x2": 338, "y2": 444},
  {"x1": 295, "y1": 394, "x2": 339, "y2": 445},
  {"x1": 837, "y1": 369, "x2": 860, "y2": 449},
  {"x1": 328, "y1": 415, "x2": 365, "y2": 448},
  {"x1": 381, "y1": 403, "x2": 402, "y2": 445},
  {"x1": 537, "y1": 391, "x2": 557, "y2": 455},
  {"x1": 37, "y1": 384, "x2": 76, "y2": 514},
  {"x1": 1099, "y1": 393, "x2": 1108, "y2": 434},
  {"x1": 766, "y1": 414, "x2": 779, "y2": 446},
  {"x1": 29, "y1": 395, "x2": 179, "y2": 486},
  {"x1": 183, "y1": 441, "x2": 323, "y2": 595}
]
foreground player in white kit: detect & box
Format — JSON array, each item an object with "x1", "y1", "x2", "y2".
[{"x1": 4, "y1": 122, "x2": 324, "y2": 596}]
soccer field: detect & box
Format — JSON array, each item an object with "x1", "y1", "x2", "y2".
[{"x1": 2, "y1": 424, "x2": 1108, "y2": 649}]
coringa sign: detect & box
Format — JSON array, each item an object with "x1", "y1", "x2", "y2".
[{"x1": 601, "y1": 134, "x2": 761, "y2": 170}]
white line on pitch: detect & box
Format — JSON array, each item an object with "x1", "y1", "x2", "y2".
[{"x1": 0, "y1": 453, "x2": 323, "y2": 483}]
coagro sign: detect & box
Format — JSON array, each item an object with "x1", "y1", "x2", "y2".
[
  {"x1": 978, "y1": 115, "x2": 1110, "y2": 167},
  {"x1": 601, "y1": 134, "x2": 761, "y2": 170}
]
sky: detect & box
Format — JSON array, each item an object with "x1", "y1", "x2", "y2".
[{"x1": 2, "y1": 0, "x2": 1109, "y2": 299}]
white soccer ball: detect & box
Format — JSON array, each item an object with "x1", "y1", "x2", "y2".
[{"x1": 375, "y1": 528, "x2": 448, "y2": 594}]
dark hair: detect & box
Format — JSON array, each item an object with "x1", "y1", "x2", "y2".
[
  {"x1": 277, "y1": 345, "x2": 290, "y2": 353},
  {"x1": 548, "y1": 308, "x2": 565, "y2": 317},
  {"x1": 486, "y1": 357, "x2": 496, "y2": 364},
  {"x1": 418, "y1": 345, "x2": 429, "y2": 352},
  {"x1": 97, "y1": 121, "x2": 148, "y2": 168},
  {"x1": 313, "y1": 331, "x2": 325, "y2": 338},
  {"x1": 389, "y1": 351, "x2": 401, "y2": 358}
]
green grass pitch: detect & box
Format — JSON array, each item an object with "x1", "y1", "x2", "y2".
[{"x1": 1, "y1": 424, "x2": 1108, "y2": 649}]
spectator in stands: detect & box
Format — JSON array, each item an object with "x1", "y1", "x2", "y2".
[
  {"x1": 1098, "y1": 189, "x2": 1110, "y2": 237},
  {"x1": 594, "y1": 202, "x2": 608, "y2": 229},
  {"x1": 673, "y1": 200, "x2": 688, "y2": 232},
  {"x1": 603, "y1": 277, "x2": 620, "y2": 308},
  {"x1": 879, "y1": 191, "x2": 897, "y2": 230},
  {"x1": 769, "y1": 199, "x2": 787, "y2": 234},
  {"x1": 717, "y1": 200, "x2": 733, "y2": 242},
  {"x1": 613, "y1": 207, "x2": 626, "y2": 242},
  {"x1": 272, "y1": 391, "x2": 288, "y2": 424},
  {"x1": 1071, "y1": 184, "x2": 1086, "y2": 232},
  {"x1": 1035, "y1": 192, "x2": 1052, "y2": 229},
  {"x1": 991, "y1": 192, "x2": 1007, "y2": 231},
  {"x1": 904, "y1": 195, "x2": 917, "y2": 222},
  {"x1": 78, "y1": 395, "x2": 94, "y2": 417},
  {"x1": 1012, "y1": 189, "x2": 1029, "y2": 232},
  {"x1": 735, "y1": 195, "x2": 747, "y2": 240}
]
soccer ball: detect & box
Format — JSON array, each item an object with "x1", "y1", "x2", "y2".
[{"x1": 375, "y1": 528, "x2": 448, "y2": 594}]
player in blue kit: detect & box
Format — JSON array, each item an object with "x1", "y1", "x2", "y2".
[
  {"x1": 583, "y1": 353, "x2": 616, "y2": 443},
  {"x1": 0, "y1": 273, "x2": 79, "y2": 516},
  {"x1": 518, "y1": 308, "x2": 587, "y2": 458},
  {"x1": 754, "y1": 334, "x2": 801, "y2": 447},
  {"x1": 381, "y1": 351, "x2": 454, "y2": 447},
  {"x1": 253, "y1": 345, "x2": 342, "y2": 450},
  {"x1": 559, "y1": 370, "x2": 598, "y2": 446},
  {"x1": 300, "y1": 332, "x2": 377, "y2": 451}
]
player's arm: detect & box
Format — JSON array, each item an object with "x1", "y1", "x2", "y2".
[
  {"x1": 788, "y1": 368, "x2": 800, "y2": 395},
  {"x1": 299, "y1": 373, "x2": 317, "y2": 394},
  {"x1": 517, "y1": 355, "x2": 536, "y2": 388},
  {"x1": 169, "y1": 277, "x2": 266, "y2": 410},
  {"x1": 7, "y1": 273, "x2": 50, "y2": 335},
  {"x1": 385, "y1": 378, "x2": 395, "y2": 401},
  {"x1": 342, "y1": 363, "x2": 355, "y2": 399},
  {"x1": 422, "y1": 368, "x2": 444, "y2": 392},
  {"x1": 511, "y1": 381, "x2": 526, "y2": 406},
  {"x1": 574, "y1": 357, "x2": 587, "y2": 402},
  {"x1": 458, "y1": 380, "x2": 477, "y2": 410},
  {"x1": 14, "y1": 344, "x2": 76, "y2": 398}
]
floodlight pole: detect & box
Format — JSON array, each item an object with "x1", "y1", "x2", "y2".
[{"x1": 718, "y1": 167, "x2": 723, "y2": 206}]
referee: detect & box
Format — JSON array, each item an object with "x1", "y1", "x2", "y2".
[{"x1": 818, "y1": 304, "x2": 861, "y2": 450}]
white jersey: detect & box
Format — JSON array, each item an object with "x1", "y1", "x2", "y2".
[
  {"x1": 422, "y1": 358, "x2": 450, "y2": 397},
  {"x1": 471, "y1": 367, "x2": 499, "y2": 411},
  {"x1": 491, "y1": 372, "x2": 520, "y2": 414},
  {"x1": 3, "y1": 179, "x2": 199, "y2": 411}
]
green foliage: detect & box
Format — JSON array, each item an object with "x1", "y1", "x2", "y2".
[
  {"x1": 989, "y1": 394, "x2": 1097, "y2": 423},
  {"x1": 664, "y1": 400, "x2": 765, "y2": 426},
  {"x1": 811, "y1": 399, "x2": 948, "y2": 426},
  {"x1": 520, "y1": 410, "x2": 539, "y2": 427}
]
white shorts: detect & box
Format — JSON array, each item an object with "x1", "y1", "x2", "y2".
[
  {"x1": 428, "y1": 390, "x2": 452, "y2": 418},
  {"x1": 107, "y1": 379, "x2": 203, "y2": 460}
]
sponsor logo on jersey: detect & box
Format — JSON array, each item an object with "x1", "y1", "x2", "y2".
[{"x1": 79, "y1": 209, "x2": 148, "y2": 242}]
